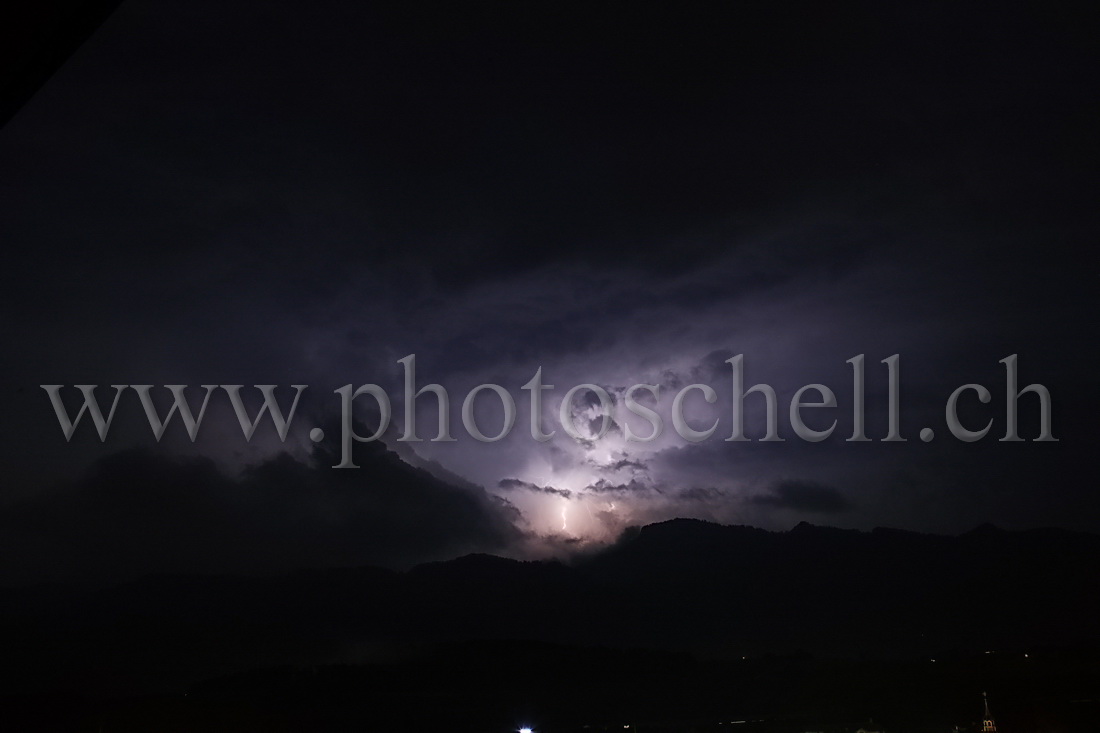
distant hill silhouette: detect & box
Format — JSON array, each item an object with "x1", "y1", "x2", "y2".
[{"x1": 2, "y1": 517, "x2": 1098, "y2": 702}]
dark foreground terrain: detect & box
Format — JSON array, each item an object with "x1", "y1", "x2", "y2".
[
  {"x1": 2, "y1": 519, "x2": 1099, "y2": 731},
  {"x1": 3, "y1": 643, "x2": 1098, "y2": 732}
]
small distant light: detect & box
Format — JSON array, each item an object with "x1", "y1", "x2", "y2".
[
  {"x1": 1024, "y1": 653, "x2": 1029, "y2": 658},
  {"x1": 931, "y1": 658, "x2": 936, "y2": 662},
  {"x1": 519, "y1": 728, "x2": 533, "y2": 733}
]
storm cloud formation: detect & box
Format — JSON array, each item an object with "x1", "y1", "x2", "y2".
[
  {"x1": 0, "y1": 438, "x2": 521, "y2": 584},
  {"x1": 750, "y1": 480, "x2": 852, "y2": 514},
  {"x1": 2, "y1": 0, "x2": 1098, "y2": 579}
]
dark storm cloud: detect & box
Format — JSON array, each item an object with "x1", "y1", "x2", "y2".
[
  {"x1": 594, "y1": 458, "x2": 648, "y2": 473},
  {"x1": 0, "y1": 439, "x2": 523, "y2": 584},
  {"x1": 1, "y1": 0, "x2": 1097, "y2": 553},
  {"x1": 678, "y1": 487, "x2": 731, "y2": 503},
  {"x1": 586, "y1": 479, "x2": 657, "y2": 497},
  {"x1": 497, "y1": 478, "x2": 572, "y2": 499},
  {"x1": 750, "y1": 480, "x2": 852, "y2": 514}
]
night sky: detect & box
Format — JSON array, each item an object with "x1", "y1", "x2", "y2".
[{"x1": 2, "y1": 1, "x2": 1098, "y2": 584}]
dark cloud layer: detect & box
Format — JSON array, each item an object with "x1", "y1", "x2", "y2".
[
  {"x1": 497, "y1": 478, "x2": 572, "y2": 499},
  {"x1": 750, "y1": 480, "x2": 852, "y2": 514},
  {"x1": 1, "y1": 0, "x2": 1098, "y2": 574},
  {"x1": 0, "y1": 440, "x2": 521, "y2": 584}
]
